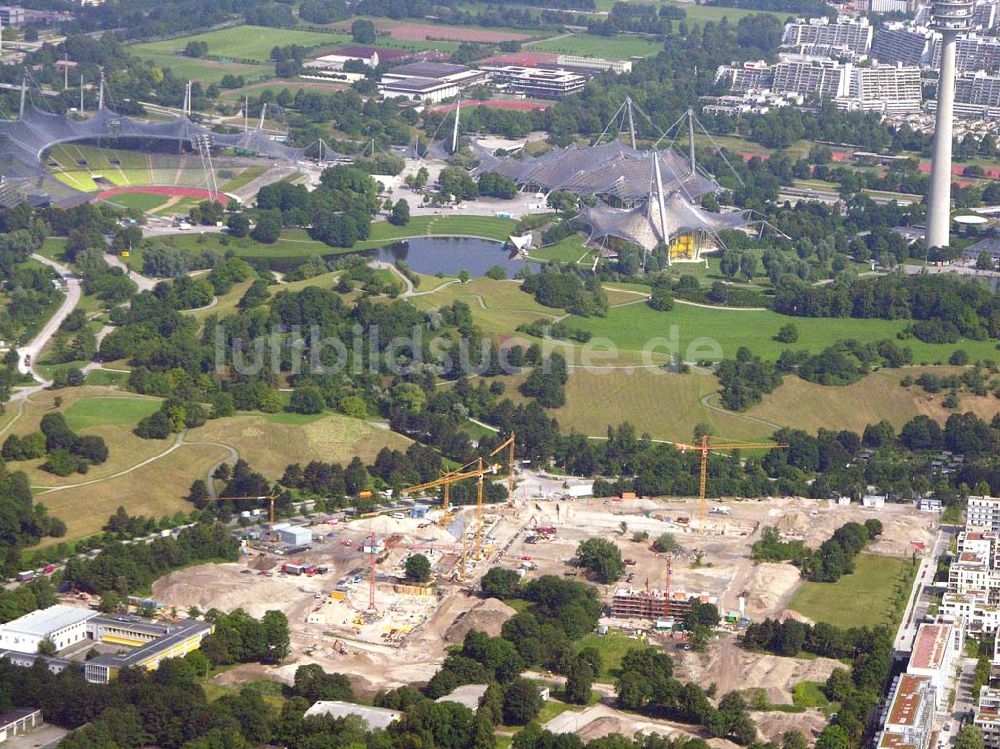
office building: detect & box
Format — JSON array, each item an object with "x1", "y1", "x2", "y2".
[
  {"x1": 484, "y1": 64, "x2": 587, "y2": 99},
  {"x1": 556, "y1": 54, "x2": 632, "y2": 74},
  {"x1": 0, "y1": 605, "x2": 97, "y2": 654},
  {"x1": 781, "y1": 17, "x2": 873, "y2": 60}
]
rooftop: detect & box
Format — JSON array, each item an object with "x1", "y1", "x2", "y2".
[
  {"x1": 88, "y1": 618, "x2": 212, "y2": 670},
  {"x1": 0, "y1": 604, "x2": 96, "y2": 636},
  {"x1": 909, "y1": 623, "x2": 951, "y2": 672},
  {"x1": 886, "y1": 674, "x2": 931, "y2": 728},
  {"x1": 436, "y1": 684, "x2": 488, "y2": 710},
  {"x1": 389, "y1": 62, "x2": 470, "y2": 79},
  {"x1": 0, "y1": 707, "x2": 41, "y2": 728},
  {"x1": 304, "y1": 701, "x2": 402, "y2": 730}
]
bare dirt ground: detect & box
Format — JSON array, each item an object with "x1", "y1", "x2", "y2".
[
  {"x1": 159, "y1": 493, "x2": 933, "y2": 699},
  {"x1": 672, "y1": 636, "x2": 842, "y2": 704}
]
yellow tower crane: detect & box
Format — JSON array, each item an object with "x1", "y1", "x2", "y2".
[
  {"x1": 489, "y1": 431, "x2": 516, "y2": 506},
  {"x1": 401, "y1": 458, "x2": 500, "y2": 559},
  {"x1": 672, "y1": 435, "x2": 786, "y2": 521}
]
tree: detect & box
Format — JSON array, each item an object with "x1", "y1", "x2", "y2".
[
  {"x1": 576, "y1": 538, "x2": 624, "y2": 583},
  {"x1": 653, "y1": 533, "x2": 680, "y2": 553},
  {"x1": 956, "y1": 725, "x2": 984, "y2": 749},
  {"x1": 227, "y1": 212, "x2": 250, "y2": 238},
  {"x1": 648, "y1": 286, "x2": 673, "y2": 311},
  {"x1": 564, "y1": 653, "x2": 595, "y2": 704},
  {"x1": 251, "y1": 212, "x2": 281, "y2": 244},
  {"x1": 98, "y1": 591, "x2": 122, "y2": 613},
  {"x1": 405, "y1": 553, "x2": 432, "y2": 583},
  {"x1": 289, "y1": 386, "x2": 325, "y2": 415},
  {"x1": 775, "y1": 323, "x2": 798, "y2": 343},
  {"x1": 390, "y1": 199, "x2": 410, "y2": 226},
  {"x1": 481, "y1": 567, "x2": 521, "y2": 599},
  {"x1": 502, "y1": 677, "x2": 543, "y2": 725},
  {"x1": 352, "y1": 19, "x2": 376, "y2": 44}
]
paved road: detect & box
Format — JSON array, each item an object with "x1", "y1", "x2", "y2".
[
  {"x1": 894, "y1": 526, "x2": 949, "y2": 653},
  {"x1": 104, "y1": 252, "x2": 158, "y2": 292},
  {"x1": 14, "y1": 254, "x2": 81, "y2": 392}
]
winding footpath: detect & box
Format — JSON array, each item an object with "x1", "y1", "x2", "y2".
[{"x1": 13, "y1": 254, "x2": 82, "y2": 396}]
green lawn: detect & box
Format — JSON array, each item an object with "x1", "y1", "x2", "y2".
[
  {"x1": 131, "y1": 25, "x2": 345, "y2": 62},
  {"x1": 356, "y1": 215, "x2": 518, "y2": 247},
  {"x1": 573, "y1": 630, "x2": 644, "y2": 681},
  {"x1": 37, "y1": 237, "x2": 67, "y2": 262},
  {"x1": 529, "y1": 33, "x2": 664, "y2": 59},
  {"x1": 792, "y1": 681, "x2": 837, "y2": 716},
  {"x1": 101, "y1": 192, "x2": 172, "y2": 213},
  {"x1": 84, "y1": 369, "x2": 129, "y2": 387},
  {"x1": 662, "y1": 1, "x2": 791, "y2": 24},
  {"x1": 528, "y1": 234, "x2": 595, "y2": 265},
  {"x1": 222, "y1": 166, "x2": 268, "y2": 192},
  {"x1": 570, "y1": 300, "x2": 1000, "y2": 363},
  {"x1": 789, "y1": 553, "x2": 917, "y2": 629},
  {"x1": 63, "y1": 396, "x2": 161, "y2": 430}
]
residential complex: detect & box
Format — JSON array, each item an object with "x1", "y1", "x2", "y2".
[
  {"x1": 781, "y1": 17, "x2": 874, "y2": 60},
  {"x1": 610, "y1": 587, "x2": 718, "y2": 620},
  {"x1": 876, "y1": 674, "x2": 937, "y2": 749}
]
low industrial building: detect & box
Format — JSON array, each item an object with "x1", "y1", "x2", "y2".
[
  {"x1": 0, "y1": 708, "x2": 41, "y2": 743},
  {"x1": 304, "y1": 701, "x2": 402, "y2": 730},
  {"x1": 0, "y1": 604, "x2": 97, "y2": 654},
  {"x1": 483, "y1": 64, "x2": 587, "y2": 99},
  {"x1": 379, "y1": 63, "x2": 487, "y2": 102},
  {"x1": 272, "y1": 523, "x2": 312, "y2": 547},
  {"x1": 435, "y1": 684, "x2": 488, "y2": 710}
]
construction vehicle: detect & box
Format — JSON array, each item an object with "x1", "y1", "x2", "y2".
[{"x1": 673, "y1": 436, "x2": 786, "y2": 521}]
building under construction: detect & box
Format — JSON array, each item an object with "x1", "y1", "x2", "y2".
[{"x1": 611, "y1": 587, "x2": 718, "y2": 620}]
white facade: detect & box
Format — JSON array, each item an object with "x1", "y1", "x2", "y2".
[
  {"x1": 0, "y1": 605, "x2": 97, "y2": 654},
  {"x1": 781, "y1": 17, "x2": 873, "y2": 60},
  {"x1": 907, "y1": 622, "x2": 963, "y2": 709},
  {"x1": 969, "y1": 496, "x2": 1000, "y2": 531},
  {"x1": 276, "y1": 525, "x2": 311, "y2": 546}
]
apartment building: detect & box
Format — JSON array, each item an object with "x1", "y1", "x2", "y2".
[
  {"x1": 932, "y1": 35, "x2": 1000, "y2": 73},
  {"x1": 876, "y1": 674, "x2": 937, "y2": 749},
  {"x1": 952, "y1": 71, "x2": 1000, "y2": 117},
  {"x1": 969, "y1": 496, "x2": 1000, "y2": 530},
  {"x1": 872, "y1": 23, "x2": 936, "y2": 65},
  {"x1": 771, "y1": 55, "x2": 852, "y2": 98},
  {"x1": 781, "y1": 17, "x2": 873, "y2": 60},
  {"x1": 610, "y1": 587, "x2": 717, "y2": 621},
  {"x1": 907, "y1": 621, "x2": 964, "y2": 710},
  {"x1": 847, "y1": 64, "x2": 923, "y2": 113}
]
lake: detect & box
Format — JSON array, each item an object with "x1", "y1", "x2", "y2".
[{"x1": 353, "y1": 237, "x2": 539, "y2": 277}]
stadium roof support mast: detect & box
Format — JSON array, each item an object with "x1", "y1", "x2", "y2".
[
  {"x1": 18, "y1": 69, "x2": 26, "y2": 120},
  {"x1": 97, "y1": 70, "x2": 104, "y2": 111},
  {"x1": 626, "y1": 96, "x2": 637, "y2": 150},
  {"x1": 687, "y1": 108, "x2": 696, "y2": 176},
  {"x1": 926, "y1": 0, "x2": 972, "y2": 250},
  {"x1": 258, "y1": 102, "x2": 267, "y2": 131},
  {"x1": 451, "y1": 97, "x2": 461, "y2": 154},
  {"x1": 79, "y1": 74, "x2": 84, "y2": 115},
  {"x1": 651, "y1": 150, "x2": 671, "y2": 268}
]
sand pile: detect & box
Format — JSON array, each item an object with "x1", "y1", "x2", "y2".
[
  {"x1": 742, "y1": 563, "x2": 801, "y2": 618},
  {"x1": 776, "y1": 512, "x2": 808, "y2": 532},
  {"x1": 444, "y1": 597, "x2": 517, "y2": 642},
  {"x1": 347, "y1": 515, "x2": 457, "y2": 543}
]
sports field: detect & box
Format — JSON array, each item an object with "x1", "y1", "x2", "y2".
[
  {"x1": 789, "y1": 553, "x2": 917, "y2": 629},
  {"x1": 101, "y1": 191, "x2": 172, "y2": 212},
  {"x1": 529, "y1": 33, "x2": 664, "y2": 59},
  {"x1": 131, "y1": 25, "x2": 346, "y2": 63}
]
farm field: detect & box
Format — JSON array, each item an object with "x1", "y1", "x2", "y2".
[
  {"x1": 528, "y1": 33, "x2": 665, "y2": 59},
  {"x1": 789, "y1": 553, "x2": 917, "y2": 629},
  {"x1": 185, "y1": 411, "x2": 412, "y2": 479},
  {"x1": 131, "y1": 25, "x2": 345, "y2": 63}
]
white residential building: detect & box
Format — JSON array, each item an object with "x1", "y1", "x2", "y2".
[
  {"x1": 781, "y1": 17, "x2": 873, "y2": 60},
  {"x1": 906, "y1": 621, "x2": 964, "y2": 709},
  {"x1": 969, "y1": 496, "x2": 1000, "y2": 531},
  {"x1": 876, "y1": 674, "x2": 936, "y2": 749}
]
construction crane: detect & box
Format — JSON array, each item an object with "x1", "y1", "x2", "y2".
[
  {"x1": 673, "y1": 436, "x2": 786, "y2": 521},
  {"x1": 212, "y1": 492, "x2": 280, "y2": 538},
  {"x1": 401, "y1": 458, "x2": 500, "y2": 559},
  {"x1": 364, "y1": 535, "x2": 469, "y2": 611},
  {"x1": 489, "y1": 431, "x2": 516, "y2": 506}
]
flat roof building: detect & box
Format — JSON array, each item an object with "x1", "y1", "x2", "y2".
[
  {"x1": 0, "y1": 604, "x2": 97, "y2": 654},
  {"x1": 0, "y1": 708, "x2": 42, "y2": 743},
  {"x1": 876, "y1": 674, "x2": 935, "y2": 749},
  {"x1": 304, "y1": 701, "x2": 402, "y2": 730},
  {"x1": 379, "y1": 62, "x2": 487, "y2": 103},
  {"x1": 781, "y1": 17, "x2": 873, "y2": 60},
  {"x1": 484, "y1": 64, "x2": 586, "y2": 99},
  {"x1": 436, "y1": 684, "x2": 488, "y2": 710},
  {"x1": 83, "y1": 617, "x2": 214, "y2": 684},
  {"x1": 907, "y1": 621, "x2": 963, "y2": 708}
]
